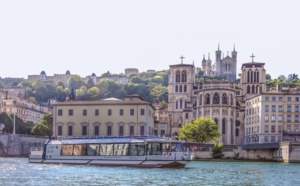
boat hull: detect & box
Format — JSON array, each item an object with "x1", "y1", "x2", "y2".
[{"x1": 28, "y1": 158, "x2": 188, "y2": 168}]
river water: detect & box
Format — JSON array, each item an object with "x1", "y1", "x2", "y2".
[{"x1": 0, "y1": 158, "x2": 299, "y2": 186}]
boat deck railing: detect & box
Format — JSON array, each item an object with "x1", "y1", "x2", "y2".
[{"x1": 56, "y1": 135, "x2": 172, "y2": 140}]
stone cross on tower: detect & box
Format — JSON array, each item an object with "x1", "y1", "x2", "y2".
[
  {"x1": 180, "y1": 55, "x2": 185, "y2": 64},
  {"x1": 250, "y1": 54, "x2": 255, "y2": 62}
]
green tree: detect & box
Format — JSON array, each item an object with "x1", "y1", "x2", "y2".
[
  {"x1": 178, "y1": 118, "x2": 221, "y2": 143},
  {"x1": 86, "y1": 78, "x2": 95, "y2": 89},
  {"x1": 266, "y1": 74, "x2": 272, "y2": 80},
  {"x1": 67, "y1": 75, "x2": 85, "y2": 89},
  {"x1": 31, "y1": 114, "x2": 53, "y2": 136},
  {"x1": 212, "y1": 143, "x2": 224, "y2": 159},
  {"x1": 87, "y1": 86, "x2": 100, "y2": 100}
]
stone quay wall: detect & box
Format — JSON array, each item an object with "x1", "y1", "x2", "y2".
[{"x1": 0, "y1": 134, "x2": 47, "y2": 156}]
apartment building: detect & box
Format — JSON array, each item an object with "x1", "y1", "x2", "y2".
[
  {"x1": 1, "y1": 98, "x2": 49, "y2": 124},
  {"x1": 244, "y1": 85, "x2": 300, "y2": 144},
  {"x1": 52, "y1": 95, "x2": 155, "y2": 137}
]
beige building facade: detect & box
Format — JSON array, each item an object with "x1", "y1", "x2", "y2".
[{"x1": 52, "y1": 95, "x2": 155, "y2": 137}]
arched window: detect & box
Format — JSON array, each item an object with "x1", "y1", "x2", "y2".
[
  {"x1": 199, "y1": 95, "x2": 203, "y2": 105},
  {"x1": 180, "y1": 100, "x2": 183, "y2": 109},
  {"x1": 236, "y1": 128, "x2": 239, "y2": 137},
  {"x1": 175, "y1": 85, "x2": 178, "y2": 92},
  {"x1": 222, "y1": 119, "x2": 226, "y2": 134},
  {"x1": 176, "y1": 70, "x2": 180, "y2": 82},
  {"x1": 256, "y1": 85, "x2": 259, "y2": 93},
  {"x1": 257, "y1": 71, "x2": 259, "y2": 82},
  {"x1": 182, "y1": 70, "x2": 187, "y2": 82},
  {"x1": 179, "y1": 85, "x2": 182, "y2": 92},
  {"x1": 230, "y1": 94, "x2": 233, "y2": 105},
  {"x1": 213, "y1": 93, "x2": 220, "y2": 104},
  {"x1": 184, "y1": 85, "x2": 187, "y2": 92},
  {"x1": 252, "y1": 85, "x2": 255, "y2": 94},
  {"x1": 205, "y1": 93, "x2": 210, "y2": 104},
  {"x1": 254, "y1": 71, "x2": 257, "y2": 82},
  {"x1": 247, "y1": 85, "x2": 250, "y2": 93},
  {"x1": 214, "y1": 118, "x2": 218, "y2": 125},
  {"x1": 222, "y1": 93, "x2": 228, "y2": 104},
  {"x1": 176, "y1": 101, "x2": 178, "y2": 109}
]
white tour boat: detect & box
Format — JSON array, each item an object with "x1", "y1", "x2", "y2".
[{"x1": 29, "y1": 137, "x2": 194, "y2": 168}]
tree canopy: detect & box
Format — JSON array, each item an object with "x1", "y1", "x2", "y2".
[
  {"x1": 31, "y1": 114, "x2": 53, "y2": 136},
  {"x1": 178, "y1": 118, "x2": 221, "y2": 143}
]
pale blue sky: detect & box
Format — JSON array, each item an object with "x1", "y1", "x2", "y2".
[{"x1": 1, "y1": 0, "x2": 299, "y2": 79}]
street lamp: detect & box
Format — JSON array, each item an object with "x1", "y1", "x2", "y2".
[{"x1": 12, "y1": 108, "x2": 16, "y2": 134}]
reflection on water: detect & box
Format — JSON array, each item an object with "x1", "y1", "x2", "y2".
[{"x1": 0, "y1": 158, "x2": 299, "y2": 185}]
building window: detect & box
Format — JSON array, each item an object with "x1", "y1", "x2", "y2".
[
  {"x1": 264, "y1": 136, "x2": 269, "y2": 143},
  {"x1": 271, "y1": 125, "x2": 275, "y2": 133},
  {"x1": 140, "y1": 109, "x2": 145, "y2": 115},
  {"x1": 184, "y1": 85, "x2": 187, "y2": 92},
  {"x1": 272, "y1": 97, "x2": 276, "y2": 101},
  {"x1": 94, "y1": 126, "x2": 99, "y2": 136},
  {"x1": 265, "y1": 125, "x2": 269, "y2": 133},
  {"x1": 271, "y1": 105, "x2": 276, "y2": 112},
  {"x1": 108, "y1": 109, "x2": 112, "y2": 116},
  {"x1": 58, "y1": 126, "x2": 62, "y2": 135},
  {"x1": 287, "y1": 125, "x2": 291, "y2": 132},
  {"x1": 185, "y1": 113, "x2": 188, "y2": 119},
  {"x1": 265, "y1": 105, "x2": 269, "y2": 112},
  {"x1": 140, "y1": 126, "x2": 145, "y2": 136},
  {"x1": 271, "y1": 136, "x2": 275, "y2": 142},
  {"x1": 279, "y1": 97, "x2": 283, "y2": 101},
  {"x1": 180, "y1": 100, "x2": 183, "y2": 109},
  {"x1": 83, "y1": 109, "x2": 87, "y2": 116},
  {"x1": 287, "y1": 106, "x2": 291, "y2": 112},
  {"x1": 119, "y1": 126, "x2": 124, "y2": 136},
  {"x1": 265, "y1": 97, "x2": 269, "y2": 102},
  {"x1": 107, "y1": 126, "x2": 112, "y2": 136},
  {"x1": 69, "y1": 109, "x2": 73, "y2": 116},
  {"x1": 295, "y1": 115, "x2": 299, "y2": 123},
  {"x1": 130, "y1": 109, "x2": 134, "y2": 116},
  {"x1": 278, "y1": 125, "x2": 282, "y2": 133},
  {"x1": 58, "y1": 109, "x2": 63, "y2": 116},
  {"x1": 175, "y1": 85, "x2": 178, "y2": 92},
  {"x1": 296, "y1": 106, "x2": 299, "y2": 112},
  {"x1": 265, "y1": 115, "x2": 269, "y2": 122},
  {"x1": 278, "y1": 106, "x2": 282, "y2": 112},
  {"x1": 271, "y1": 115, "x2": 276, "y2": 122},
  {"x1": 68, "y1": 126, "x2": 73, "y2": 136},
  {"x1": 278, "y1": 115, "x2": 282, "y2": 122},
  {"x1": 296, "y1": 97, "x2": 299, "y2": 102},
  {"x1": 130, "y1": 126, "x2": 134, "y2": 136},
  {"x1": 287, "y1": 115, "x2": 291, "y2": 122},
  {"x1": 95, "y1": 109, "x2": 99, "y2": 116},
  {"x1": 82, "y1": 126, "x2": 87, "y2": 136},
  {"x1": 120, "y1": 109, "x2": 124, "y2": 116},
  {"x1": 295, "y1": 126, "x2": 299, "y2": 133},
  {"x1": 222, "y1": 119, "x2": 226, "y2": 134},
  {"x1": 288, "y1": 97, "x2": 292, "y2": 102}
]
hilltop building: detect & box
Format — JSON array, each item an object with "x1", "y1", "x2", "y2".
[{"x1": 201, "y1": 44, "x2": 237, "y2": 82}]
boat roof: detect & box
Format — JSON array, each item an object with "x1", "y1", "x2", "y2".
[{"x1": 48, "y1": 138, "x2": 184, "y2": 145}]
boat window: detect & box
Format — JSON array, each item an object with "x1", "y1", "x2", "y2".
[
  {"x1": 73, "y1": 144, "x2": 87, "y2": 156},
  {"x1": 61, "y1": 145, "x2": 74, "y2": 156},
  {"x1": 113, "y1": 143, "x2": 129, "y2": 156},
  {"x1": 100, "y1": 144, "x2": 113, "y2": 156},
  {"x1": 162, "y1": 143, "x2": 170, "y2": 151},
  {"x1": 87, "y1": 144, "x2": 99, "y2": 156},
  {"x1": 148, "y1": 143, "x2": 161, "y2": 155},
  {"x1": 129, "y1": 143, "x2": 145, "y2": 156}
]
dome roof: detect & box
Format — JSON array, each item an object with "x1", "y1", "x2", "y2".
[
  {"x1": 66, "y1": 70, "x2": 70, "y2": 75},
  {"x1": 40, "y1": 71, "x2": 46, "y2": 75}
]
